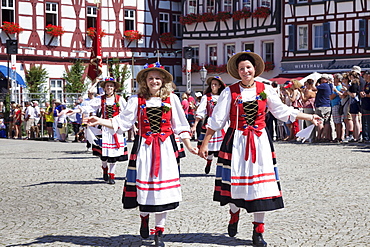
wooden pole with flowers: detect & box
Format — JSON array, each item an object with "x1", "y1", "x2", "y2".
[{"x1": 87, "y1": 0, "x2": 103, "y2": 94}]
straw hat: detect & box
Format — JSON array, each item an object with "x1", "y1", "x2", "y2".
[
  {"x1": 136, "y1": 62, "x2": 173, "y2": 84},
  {"x1": 206, "y1": 76, "x2": 226, "y2": 89},
  {"x1": 99, "y1": 77, "x2": 120, "y2": 89},
  {"x1": 227, "y1": 51, "x2": 265, "y2": 79}
]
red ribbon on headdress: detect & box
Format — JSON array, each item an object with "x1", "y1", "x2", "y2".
[
  {"x1": 144, "y1": 133, "x2": 167, "y2": 177},
  {"x1": 242, "y1": 126, "x2": 263, "y2": 163}
]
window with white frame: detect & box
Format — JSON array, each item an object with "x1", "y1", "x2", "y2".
[
  {"x1": 313, "y1": 24, "x2": 324, "y2": 49},
  {"x1": 208, "y1": 45, "x2": 218, "y2": 66},
  {"x1": 241, "y1": 0, "x2": 251, "y2": 10},
  {"x1": 244, "y1": 42, "x2": 254, "y2": 52},
  {"x1": 225, "y1": 44, "x2": 235, "y2": 64},
  {"x1": 206, "y1": 0, "x2": 215, "y2": 13},
  {"x1": 223, "y1": 0, "x2": 232, "y2": 12},
  {"x1": 263, "y1": 42, "x2": 274, "y2": 62},
  {"x1": 125, "y1": 9, "x2": 135, "y2": 31},
  {"x1": 260, "y1": 0, "x2": 271, "y2": 8},
  {"x1": 191, "y1": 46, "x2": 200, "y2": 65},
  {"x1": 50, "y1": 79, "x2": 63, "y2": 101},
  {"x1": 298, "y1": 25, "x2": 308, "y2": 50},
  {"x1": 2, "y1": 0, "x2": 14, "y2": 23},
  {"x1": 86, "y1": 6, "x2": 97, "y2": 29},
  {"x1": 46, "y1": 2, "x2": 58, "y2": 26},
  {"x1": 188, "y1": 0, "x2": 197, "y2": 14},
  {"x1": 159, "y1": 13, "x2": 169, "y2": 34},
  {"x1": 172, "y1": 14, "x2": 182, "y2": 37}
]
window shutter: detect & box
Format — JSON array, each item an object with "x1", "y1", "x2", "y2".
[
  {"x1": 288, "y1": 25, "x2": 296, "y2": 52},
  {"x1": 359, "y1": 19, "x2": 367, "y2": 48},
  {"x1": 323, "y1": 22, "x2": 330, "y2": 50}
]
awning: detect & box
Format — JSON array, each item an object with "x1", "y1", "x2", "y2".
[
  {"x1": 0, "y1": 65, "x2": 27, "y2": 88},
  {"x1": 270, "y1": 74, "x2": 306, "y2": 84}
]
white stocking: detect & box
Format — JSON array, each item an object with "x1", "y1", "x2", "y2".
[
  {"x1": 155, "y1": 212, "x2": 167, "y2": 228},
  {"x1": 229, "y1": 203, "x2": 240, "y2": 213},
  {"x1": 101, "y1": 161, "x2": 108, "y2": 168},
  {"x1": 253, "y1": 212, "x2": 265, "y2": 223},
  {"x1": 108, "y1": 163, "x2": 116, "y2": 174}
]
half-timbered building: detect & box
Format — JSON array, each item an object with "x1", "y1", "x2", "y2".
[
  {"x1": 0, "y1": 0, "x2": 183, "y2": 103},
  {"x1": 281, "y1": 0, "x2": 370, "y2": 78},
  {"x1": 181, "y1": 0, "x2": 282, "y2": 90}
]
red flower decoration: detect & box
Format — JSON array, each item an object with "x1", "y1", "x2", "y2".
[
  {"x1": 86, "y1": 27, "x2": 106, "y2": 38},
  {"x1": 45, "y1": 24, "x2": 65, "y2": 37},
  {"x1": 232, "y1": 8, "x2": 252, "y2": 21},
  {"x1": 252, "y1": 7, "x2": 270, "y2": 19},
  {"x1": 214, "y1": 11, "x2": 232, "y2": 22},
  {"x1": 1, "y1": 22, "x2": 23, "y2": 34},
  {"x1": 159, "y1": 32, "x2": 177, "y2": 46},
  {"x1": 124, "y1": 30, "x2": 143, "y2": 41},
  {"x1": 180, "y1": 14, "x2": 198, "y2": 25}
]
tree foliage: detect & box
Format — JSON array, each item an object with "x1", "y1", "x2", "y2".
[
  {"x1": 63, "y1": 59, "x2": 87, "y2": 93},
  {"x1": 25, "y1": 65, "x2": 48, "y2": 94},
  {"x1": 108, "y1": 58, "x2": 131, "y2": 96}
]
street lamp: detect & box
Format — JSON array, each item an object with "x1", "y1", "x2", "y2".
[{"x1": 199, "y1": 65, "x2": 207, "y2": 92}]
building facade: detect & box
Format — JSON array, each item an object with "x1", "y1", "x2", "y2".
[
  {"x1": 282, "y1": 0, "x2": 370, "y2": 76},
  {"x1": 181, "y1": 0, "x2": 282, "y2": 90},
  {"x1": 0, "y1": 0, "x2": 183, "y2": 103}
]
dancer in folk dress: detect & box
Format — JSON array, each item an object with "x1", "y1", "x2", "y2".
[
  {"x1": 85, "y1": 63, "x2": 197, "y2": 247},
  {"x1": 69, "y1": 78, "x2": 128, "y2": 184},
  {"x1": 191, "y1": 76, "x2": 227, "y2": 174},
  {"x1": 199, "y1": 51, "x2": 321, "y2": 246}
]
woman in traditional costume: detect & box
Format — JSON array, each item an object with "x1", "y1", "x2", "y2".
[
  {"x1": 85, "y1": 63, "x2": 197, "y2": 247},
  {"x1": 191, "y1": 76, "x2": 226, "y2": 174},
  {"x1": 70, "y1": 78, "x2": 128, "y2": 184},
  {"x1": 198, "y1": 51, "x2": 320, "y2": 247}
]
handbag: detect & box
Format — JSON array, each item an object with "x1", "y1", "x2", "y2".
[
  {"x1": 57, "y1": 123, "x2": 63, "y2": 128},
  {"x1": 338, "y1": 97, "x2": 349, "y2": 115}
]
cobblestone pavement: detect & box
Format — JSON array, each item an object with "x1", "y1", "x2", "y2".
[{"x1": 0, "y1": 139, "x2": 369, "y2": 247}]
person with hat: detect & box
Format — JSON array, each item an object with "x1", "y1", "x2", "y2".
[
  {"x1": 69, "y1": 78, "x2": 128, "y2": 184},
  {"x1": 84, "y1": 62, "x2": 198, "y2": 247},
  {"x1": 198, "y1": 51, "x2": 321, "y2": 246},
  {"x1": 53, "y1": 99, "x2": 62, "y2": 141},
  {"x1": 191, "y1": 76, "x2": 227, "y2": 174}
]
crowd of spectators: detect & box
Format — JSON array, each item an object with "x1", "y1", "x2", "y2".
[
  {"x1": 1, "y1": 65, "x2": 370, "y2": 145},
  {"x1": 272, "y1": 65, "x2": 370, "y2": 143}
]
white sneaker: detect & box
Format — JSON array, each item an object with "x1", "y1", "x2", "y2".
[{"x1": 343, "y1": 135, "x2": 354, "y2": 143}]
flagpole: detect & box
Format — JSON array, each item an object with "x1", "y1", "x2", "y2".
[{"x1": 95, "y1": 0, "x2": 102, "y2": 94}]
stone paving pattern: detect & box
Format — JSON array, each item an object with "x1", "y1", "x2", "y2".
[{"x1": 0, "y1": 139, "x2": 369, "y2": 247}]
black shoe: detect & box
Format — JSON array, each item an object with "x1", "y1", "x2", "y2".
[
  {"x1": 227, "y1": 210, "x2": 240, "y2": 237},
  {"x1": 204, "y1": 165, "x2": 211, "y2": 174},
  {"x1": 140, "y1": 215, "x2": 149, "y2": 238},
  {"x1": 252, "y1": 223, "x2": 267, "y2": 247},
  {"x1": 252, "y1": 231, "x2": 267, "y2": 247},
  {"x1": 103, "y1": 173, "x2": 109, "y2": 181},
  {"x1": 107, "y1": 178, "x2": 115, "y2": 184},
  {"x1": 154, "y1": 230, "x2": 165, "y2": 247}
]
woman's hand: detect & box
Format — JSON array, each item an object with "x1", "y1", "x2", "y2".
[
  {"x1": 310, "y1": 114, "x2": 322, "y2": 126},
  {"x1": 198, "y1": 143, "x2": 209, "y2": 159},
  {"x1": 182, "y1": 138, "x2": 198, "y2": 155},
  {"x1": 84, "y1": 116, "x2": 101, "y2": 127}
]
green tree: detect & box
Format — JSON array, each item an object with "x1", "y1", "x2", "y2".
[
  {"x1": 25, "y1": 65, "x2": 48, "y2": 94},
  {"x1": 63, "y1": 59, "x2": 87, "y2": 93},
  {"x1": 108, "y1": 58, "x2": 131, "y2": 96}
]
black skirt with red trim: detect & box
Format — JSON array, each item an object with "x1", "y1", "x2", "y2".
[{"x1": 213, "y1": 127, "x2": 284, "y2": 213}]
